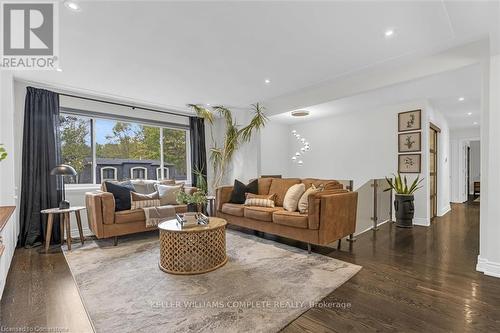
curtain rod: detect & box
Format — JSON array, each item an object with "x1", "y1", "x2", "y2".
[{"x1": 58, "y1": 92, "x2": 194, "y2": 119}]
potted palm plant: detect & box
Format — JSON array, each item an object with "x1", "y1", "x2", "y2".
[
  {"x1": 385, "y1": 173, "x2": 423, "y2": 228},
  {"x1": 0, "y1": 144, "x2": 7, "y2": 162}
]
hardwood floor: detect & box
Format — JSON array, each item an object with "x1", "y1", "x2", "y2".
[{"x1": 1, "y1": 202, "x2": 499, "y2": 332}]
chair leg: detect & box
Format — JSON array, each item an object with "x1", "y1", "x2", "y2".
[
  {"x1": 307, "y1": 243, "x2": 312, "y2": 254},
  {"x1": 113, "y1": 236, "x2": 118, "y2": 246}
]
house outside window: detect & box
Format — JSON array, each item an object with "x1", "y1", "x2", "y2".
[
  {"x1": 131, "y1": 167, "x2": 147, "y2": 180},
  {"x1": 101, "y1": 167, "x2": 117, "y2": 181},
  {"x1": 59, "y1": 110, "x2": 191, "y2": 185}
]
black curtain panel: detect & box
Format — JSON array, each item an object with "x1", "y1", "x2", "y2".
[
  {"x1": 189, "y1": 116, "x2": 207, "y2": 187},
  {"x1": 19, "y1": 87, "x2": 62, "y2": 247}
]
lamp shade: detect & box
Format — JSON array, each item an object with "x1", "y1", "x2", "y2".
[{"x1": 50, "y1": 164, "x2": 77, "y2": 176}]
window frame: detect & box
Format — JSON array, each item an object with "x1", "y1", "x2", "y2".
[
  {"x1": 60, "y1": 107, "x2": 191, "y2": 187},
  {"x1": 156, "y1": 167, "x2": 170, "y2": 180},
  {"x1": 130, "y1": 166, "x2": 148, "y2": 180},
  {"x1": 101, "y1": 166, "x2": 118, "y2": 182}
]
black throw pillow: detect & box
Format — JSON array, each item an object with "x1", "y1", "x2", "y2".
[
  {"x1": 104, "y1": 181, "x2": 135, "y2": 211},
  {"x1": 229, "y1": 179, "x2": 258, "y2": 204}
]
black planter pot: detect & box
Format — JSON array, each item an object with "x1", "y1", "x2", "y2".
[
  {"x1": 186, "y1": 203, "x2": 199, "y2": 213},
  {"x1": 394, "y1": 194, "x2": 415, "y2": 228}
]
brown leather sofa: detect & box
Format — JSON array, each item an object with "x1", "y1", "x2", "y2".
[
  {"x1": 85, "y1": 180, "x2": 197, "y2": 244},
  {"x1": 216, "y1": 177, "x2": 357, "y2": 251}
]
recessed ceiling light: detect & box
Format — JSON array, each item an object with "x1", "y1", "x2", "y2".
[
  {"x1": 384, "y1": 29, "x2": 395, "y2": 38},
  {"x1": 473, "y1": 122, "x2": 479, "y2": 125},
  {"x1": 291, "y1": 110, "x2": 310, "y2": 117},
  {"x1": 56, "y1": 68, "x2": 62, "y2": 72},
  {"x1": 467, "y1": 112, "x2": 472, "y2": 116},
  {"x1": 459, "y1": 97, "x2": 465, "y2": 102},
  {"x1": 64, "y1": 1, "x2": 81, "y2": 11},
  {"x1": 264, "y1": 79, "x2": 271, "y2": 84}
]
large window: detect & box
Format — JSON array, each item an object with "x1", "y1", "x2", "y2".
[{"x1": 59, "y1": 111, "x2": 190, "y2": 185}]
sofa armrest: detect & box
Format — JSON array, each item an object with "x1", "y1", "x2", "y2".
[
  {"x1": 315, "y1": 191, "x2": 358, "y2": 245},
  {"x1": 85, "y1": 191, "x2": 115, "y2": 238},
  {"x1": 216, "y1": 186, "x2": 233, "y2": 211}
]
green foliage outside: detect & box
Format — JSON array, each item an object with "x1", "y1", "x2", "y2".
[
  {"x1": 60, "y1": 115, "x2": 187, "y2": 181},
  {"x1": 0, "y1": 144, "x2": 7, "y2": 162}
]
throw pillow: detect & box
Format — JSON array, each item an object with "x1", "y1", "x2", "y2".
[
  {"x1": 104, "y1": 181, "x2": 135, "y2": 211},
  {"x1": 101, "y1": 180, "x2": 134, "y2": 193},
  {"x1": 244, "y1": 198, "x2": 275, "y2": 208},
  {"x1": 155, "y1": 184, "x2": 184, "y2": 206},
  {"x1": 130, "y1": 191, "x2": 160, "y2": 210},
  {"x1": 298, "y1": 184, "x2": 322, "y2": 214},
  {"x1": 245, "y1": 192, "x2": 277, "y2": 201},
  {"x1": 283, "y1": 183, "x2": 306, "y2": 212},
  {"x1": 229, "y1": 179, "x2": 258, "y2": 204}
]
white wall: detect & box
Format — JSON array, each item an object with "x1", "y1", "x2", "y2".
[
  {"x1": 477, "y1": 54, "x2": 500, "y2": 278},
  {"x1": 0, "y1": 71, "x2": 19, "y2": 299},
  {"x1": 469, "y1": 140, "x2": 481, "y2": 194},
  {"x1": 283, "y1": 100, "x2": 433, "y2": 226},
  {"x1": 260, "y1": 120, "x2": 290, "y2": 177}
]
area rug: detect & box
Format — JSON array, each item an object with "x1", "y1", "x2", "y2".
[{"x1": 63, "y1": 230, "x2": 361, "y2": 333}]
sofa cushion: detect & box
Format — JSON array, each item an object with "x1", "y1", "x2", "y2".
[
  {"x1": 301, "y1": 178, "x2": 341, "y2": 190},
  {"x1": 221, "y1": 203, "x2": 245, "y2": 217},
  {"x1": 268, "y1": 178, "x2": 301, "y2": 207},
  {"x1": 104, "y1": 181, "x2": 135, "y2": 211},
  {"x1": 115, "y1": 205, "x2": 187, "y2": 224},
  {"x1": 132, "y1": 179, "x2": 174, "y2": 194},
  {"x1": 273, "y1": 210, "x2": 309, "y2": 229},
  {"x1": 156, "y1": 184, "x2": 184, "y2": 205},
  {"x1": 257, "y1": 177, "x2": 274, "y2": 195},
  {"x1": 244, "y1": 206, "x2": 284, "y2": 222},
  {"x1": 229, "y1": 179, "x2": 258, "y2": 204},
  {"x1": 298, "y1": 185, "x2": 321, "y2": 214},
  {"x1": 283, "y1": 183, "x2": 306, "y2": 212}
]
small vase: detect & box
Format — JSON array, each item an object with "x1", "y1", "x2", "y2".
[
  {"x1": 187, "y1": 203, "x2": 198, "y2": 213},
  {"x1": 394, "y1": 194, "x2": 415, "y2": 228}
]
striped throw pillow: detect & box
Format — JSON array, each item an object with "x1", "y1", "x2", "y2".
[
  {"x1": 244, "y1": 198, "x2": 275, "y2": 208},
  {"x1": 131, "y1": 192, "x2": 160, "y2": 210}
]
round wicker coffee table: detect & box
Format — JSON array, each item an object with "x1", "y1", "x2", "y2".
[{"x1": 158, "y1": 217, "x2": 227, "y2": 275}]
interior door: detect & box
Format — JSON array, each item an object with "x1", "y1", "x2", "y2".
[{"x1": 430, "y1": 124, "x2": 440, "y2": 219}]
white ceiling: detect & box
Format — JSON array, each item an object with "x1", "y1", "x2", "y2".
[
  {"x1": 11, "y1": 0, "x2": 500, "y2": 113},
  {"x1": 271, "y1": 64, "x2": 482, "y2": 130}
]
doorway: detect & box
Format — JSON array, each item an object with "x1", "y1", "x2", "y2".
[{"x1": 430, "y1": 123, "x2": 440, "y2": 219}]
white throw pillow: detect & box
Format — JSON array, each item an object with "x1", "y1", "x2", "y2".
[
  {"x1": 155, "y1": 184, "x2": 184, "y2": 206},
  {"x1": 283, "y1": 183, "x2": 306, "y2": 212},
  {"x1": 298, "y1": 185, "x2": 321, "y2": 214}
]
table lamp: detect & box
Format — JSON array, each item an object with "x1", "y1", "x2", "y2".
[{"x1": 50, "y1": 164, "x2": 77, "y2": 209}]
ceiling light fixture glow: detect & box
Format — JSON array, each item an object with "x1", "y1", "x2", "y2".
[
  {"x1": 459, "y1": 97, "x2": 465, "y2": 102},
  {"x1": 473, "y1": 122, "x2": 479, "y2": 125},
  {"x1": 264, "y1": 79, "x2": 271, "y2": 84},
  {"x1": 467, "y1": 112, "x2": 472, "y2": 116},
  {"x1": 384, "y1": 29, "x2": 395, "y2": 38},
  {"x1": 64, "y1": 1, "x2": 81, "y2": 11}
]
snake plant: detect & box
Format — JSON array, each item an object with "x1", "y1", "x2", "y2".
[{"x1": 385, "y1": 173, "x2": 423, "y2": 195}]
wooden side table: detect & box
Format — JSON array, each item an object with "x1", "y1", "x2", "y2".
[{"x1": 41, "y1": 206, "x2": 86, "y2": 251}]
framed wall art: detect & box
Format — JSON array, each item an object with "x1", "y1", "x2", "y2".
[
  {"x1": 398, "y1": 154, "x2": 421, "y2": 173},
  {"x1": 398, "y1": 109, "x2": 421, "y2": 132},
  {"x1": 398, "y1": 131, "x2": 421, "y2": 153}
]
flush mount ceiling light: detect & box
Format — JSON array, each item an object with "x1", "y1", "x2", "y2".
[
  {"x1": 291, "y1": 110, "x2": 310, "y2": 117},
  {"x1": 459, "y1": 97, "x2": 465, "y2": 102},
  {"x1": 264, "y1": 79, "x2": 271, "y2": 84},
  {"x1": 467, "y1": 112, "x2": 472, "y2": 116},
  {"x1": 384, "y1": 28, "x2": 395, "y2": 38},
  {"x1": 64, "y1": 1, "x2": 81, "y2": 11},
  {"x1": 473, "y1": 122, "x2": 479, "y2": 125}
]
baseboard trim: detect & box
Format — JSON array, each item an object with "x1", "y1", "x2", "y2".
[
  {"x1": 438, "y1": 205, "x2": 452, "y2": 217},
  {"x1": 354, "y1": 219, "x2": 391, "y2": 236},
  {"x1": 413, "y1": 217, "x2": 430, "y2": 227},
  {"x1": 477, "y1": 256, "x2": 500, "y2": 278}
]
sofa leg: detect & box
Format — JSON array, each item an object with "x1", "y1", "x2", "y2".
[
  {"x1": 113, "y1": 236, "x2": 118, "y2": 246},
  {"x1": 307, "y1": 243, "x2": 312, "y2": 254},
  {"x1": 347, "y1": 233, "x2": 357, "y2": 242},
  {"x1": 337, "y1": 239, "x2": 342, "y2": 249}
]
